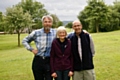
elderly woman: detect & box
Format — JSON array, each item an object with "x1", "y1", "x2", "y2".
[{"x1": 50, "y1": 26, "x2": 73, "y2": 80}]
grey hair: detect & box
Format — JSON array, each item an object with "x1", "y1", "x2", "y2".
[
  {"x1": 56, "y1": 26, "x2": 67, "y2": 38},
  {"x1": 41, "y1": 15, "x2": 53, "y2": 22}
]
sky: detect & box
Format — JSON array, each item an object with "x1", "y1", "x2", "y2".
[{"x1": 0, "y1": 0, "x2": 115, "y2": 21}]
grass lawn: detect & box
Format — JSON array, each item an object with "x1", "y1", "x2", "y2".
[{"x1": 0, "y1": 30, "x2": 120, "y2": 80}]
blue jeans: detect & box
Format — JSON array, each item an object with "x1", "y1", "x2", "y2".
[{"x1": 55, "y1": 70, "x2": 70, "y2": 80}]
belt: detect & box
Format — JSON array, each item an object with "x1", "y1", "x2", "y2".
[{"x1": 35, "y1": 56, "x2": 50, "y2": 59}]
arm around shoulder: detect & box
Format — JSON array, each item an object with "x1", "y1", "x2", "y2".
[{"x1": 89, "y1": 35, "x2": 95, "y2": 56}]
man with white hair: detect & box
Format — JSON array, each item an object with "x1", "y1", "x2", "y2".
[
  {"x1": 22, "y1": 15, "x2": 56, "y2": 80},
  {"x1": 68, "y1": 20, "x2": 96, "y2": 80}
]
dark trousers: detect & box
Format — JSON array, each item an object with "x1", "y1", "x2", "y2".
[
  {"x1": 32, "y1": 56, "x2": 53, "y2": 80},
  {"x1": 55, "y1": 70, "x2": 70, "y2": 80}
]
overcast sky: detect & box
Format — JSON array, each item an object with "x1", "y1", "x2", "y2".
[{"x1": 0, "y1": 0, "x2": 115, "y2": 21}]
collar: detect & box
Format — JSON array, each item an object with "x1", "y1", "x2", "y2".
[{"x1": 73, "y1": 30, "x2": 84, "y2": 37}]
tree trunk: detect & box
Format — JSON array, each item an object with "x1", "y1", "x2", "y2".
[
  {"x1": 96, "y1": 26, "x2": 99, "y2": 33},
  {"x1": 96, "y1": 21, "x2": 99, "y2": 33},
  {"x1": 18, "y1": 32, "x2": 20, "y2": 47}
]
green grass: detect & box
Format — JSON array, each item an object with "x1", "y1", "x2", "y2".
[
  {"x1": 0, "y1": 34, "x2": 34, "y2": 80},
  {"x1": 0, "y1": 30, "x2": 120, "y2": 80},
  {"x1": 0, "y1": 34, "x2": 18, "y2": 50},
  {"x1": 92, "y1": 31, "x2": 120, "y2": 80}
]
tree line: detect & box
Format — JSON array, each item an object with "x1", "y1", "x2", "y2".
[
  {"x1": 0, "y1": 0, "x2": 62, "y2": 46},
  {"x1": 66, "y1": 0, "x2": 120, "y2": 33},
  {"x1": 0, "y1": 0, "x2": 120, "y2": 46}
]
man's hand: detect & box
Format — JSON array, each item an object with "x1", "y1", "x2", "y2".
[
  {"x1": 83, "y1": 30, "x2": 89, "y2": 34},
  {"x1": 68, "y1": 71, "x2": 73, "y2": 77},
  {"x1": 32, "y1": 49, "x2": 38, "y2": 55}
]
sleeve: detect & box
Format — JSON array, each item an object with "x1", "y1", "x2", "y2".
[
  {"x1": 89, "y1": 35, "x2": 95, "y2": 56},
  {"x1": 70, "y1": 41, "x2": 73, "y2": 72},
  {"x1": 22, "y1": 31, "x2": 35, "y2": 51},
  {"x1": 50, "y1": 41, "x2": 55, "y2": 74}
]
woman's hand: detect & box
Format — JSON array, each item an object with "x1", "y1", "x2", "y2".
[{"x1": 51, "y1": 72, "x2": 57, "y2": 78}]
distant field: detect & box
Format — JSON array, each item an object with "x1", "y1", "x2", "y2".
[{"x1": 0, "y1": 30, "x2": 120, "y2": 80}]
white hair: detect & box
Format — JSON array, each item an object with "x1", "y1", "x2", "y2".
[{"x1": 56, "y1": 26, "x2": 67, "y2": 38}]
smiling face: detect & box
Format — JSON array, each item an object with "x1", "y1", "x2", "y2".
[
  {"x1": 58, "y1": 30, "x2": 67, "y2": 40},
  {"x1": 42, "y1": 17, "x2": 53, "y2": 31},
  {"x1": 72, "y1": 20, "x2": 82, "y2": 36},
  {"x1": 56, "y1": 26, "x2": 67, "y2": 42}
]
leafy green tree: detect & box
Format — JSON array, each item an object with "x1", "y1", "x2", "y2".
[
  {"x1": 103, "y1": 6, "x2": 119, "y2": 31},
  {"x1": 17, "y1": 0, "x2": 48, "y2": 29},
  {"x1": 0, "y1": 12, "x2": 2, "y2": 22},
  {"x1": 50, "y1": 14, "x2": 63, "y2": 28},
  {"x1": 65, "y1": 22, "x2": 72, "y2": 28},
  {"x1": 78, "y1": 11, "x2": 89, "y2": 31},
  {"x1": 101, "y1": 1, "x2": 120, "y2": 32},
  {"x1": 57, "y1": 21, "x2": 63, "y2": 27},
  {"x1": 0, "y1": 12, "x2": 6, "y2": 32},
  {"x1": 112, "y1": 1, "x2": 120, "y2": 29},
  {"x1": 5, "y1": 6, "x2": 32, "y2": 46},
  {"x1": 0, "y1": 12, "x2": 3, "y2": 31},
  {"x1": 78, "y1": 0, "x2": 110, "y2": 32}
]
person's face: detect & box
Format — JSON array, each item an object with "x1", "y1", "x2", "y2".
[
  {"x1": 43, "y1": 17, "x2": 53, "y2": 30},
  {"x1": 58, "y1": 30, "x2": 66, "y2": 40},
  {"x1": 72, "y1": 22, "x2": 82, "y2": 34}
]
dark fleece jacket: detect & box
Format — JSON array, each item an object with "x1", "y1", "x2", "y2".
[
  {"x1": 50, "y1": 38, "x2": 73, "y2": 74},
  {"x1": 68, "y1": 31, "x2": 94, "y2": 71}
]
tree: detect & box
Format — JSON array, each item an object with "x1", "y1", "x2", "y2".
[
  {"x1": 57, "y1": 21, "x2": 63, "y2": 27},
  {"x1": 0, "y1": 12, "x2": 5, "y2": 32},
  {"x1": 101, "y1": 1, "x2": 120, "y2": 32},
  {"x1": 65, "y1": 22, "x2": 72, "y2": 28},
  {"x1": 78, "y1": 0, "x2": 110, "y2": 32},
  {"x1": 0, "y1": 12, "x2": 3, "y2": 31},
  {"x1": 5, "y1": 6, "x2": 32, "y2": 47},
  {"x1": 17, "y1": 0, "x2": 48, "y2": 29},
  {"x1": 113, "y1": 1, "x2": 120, "y2": 29},
  {"x1": 50, "y1": 14, "x2": 63, "y2": 28},
  {"x1": 77, "y1": 11, "x2": 89, "y2": 31},
  {"x1": 103, "y1": 5, "x2": 120, "y2": 31}
]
